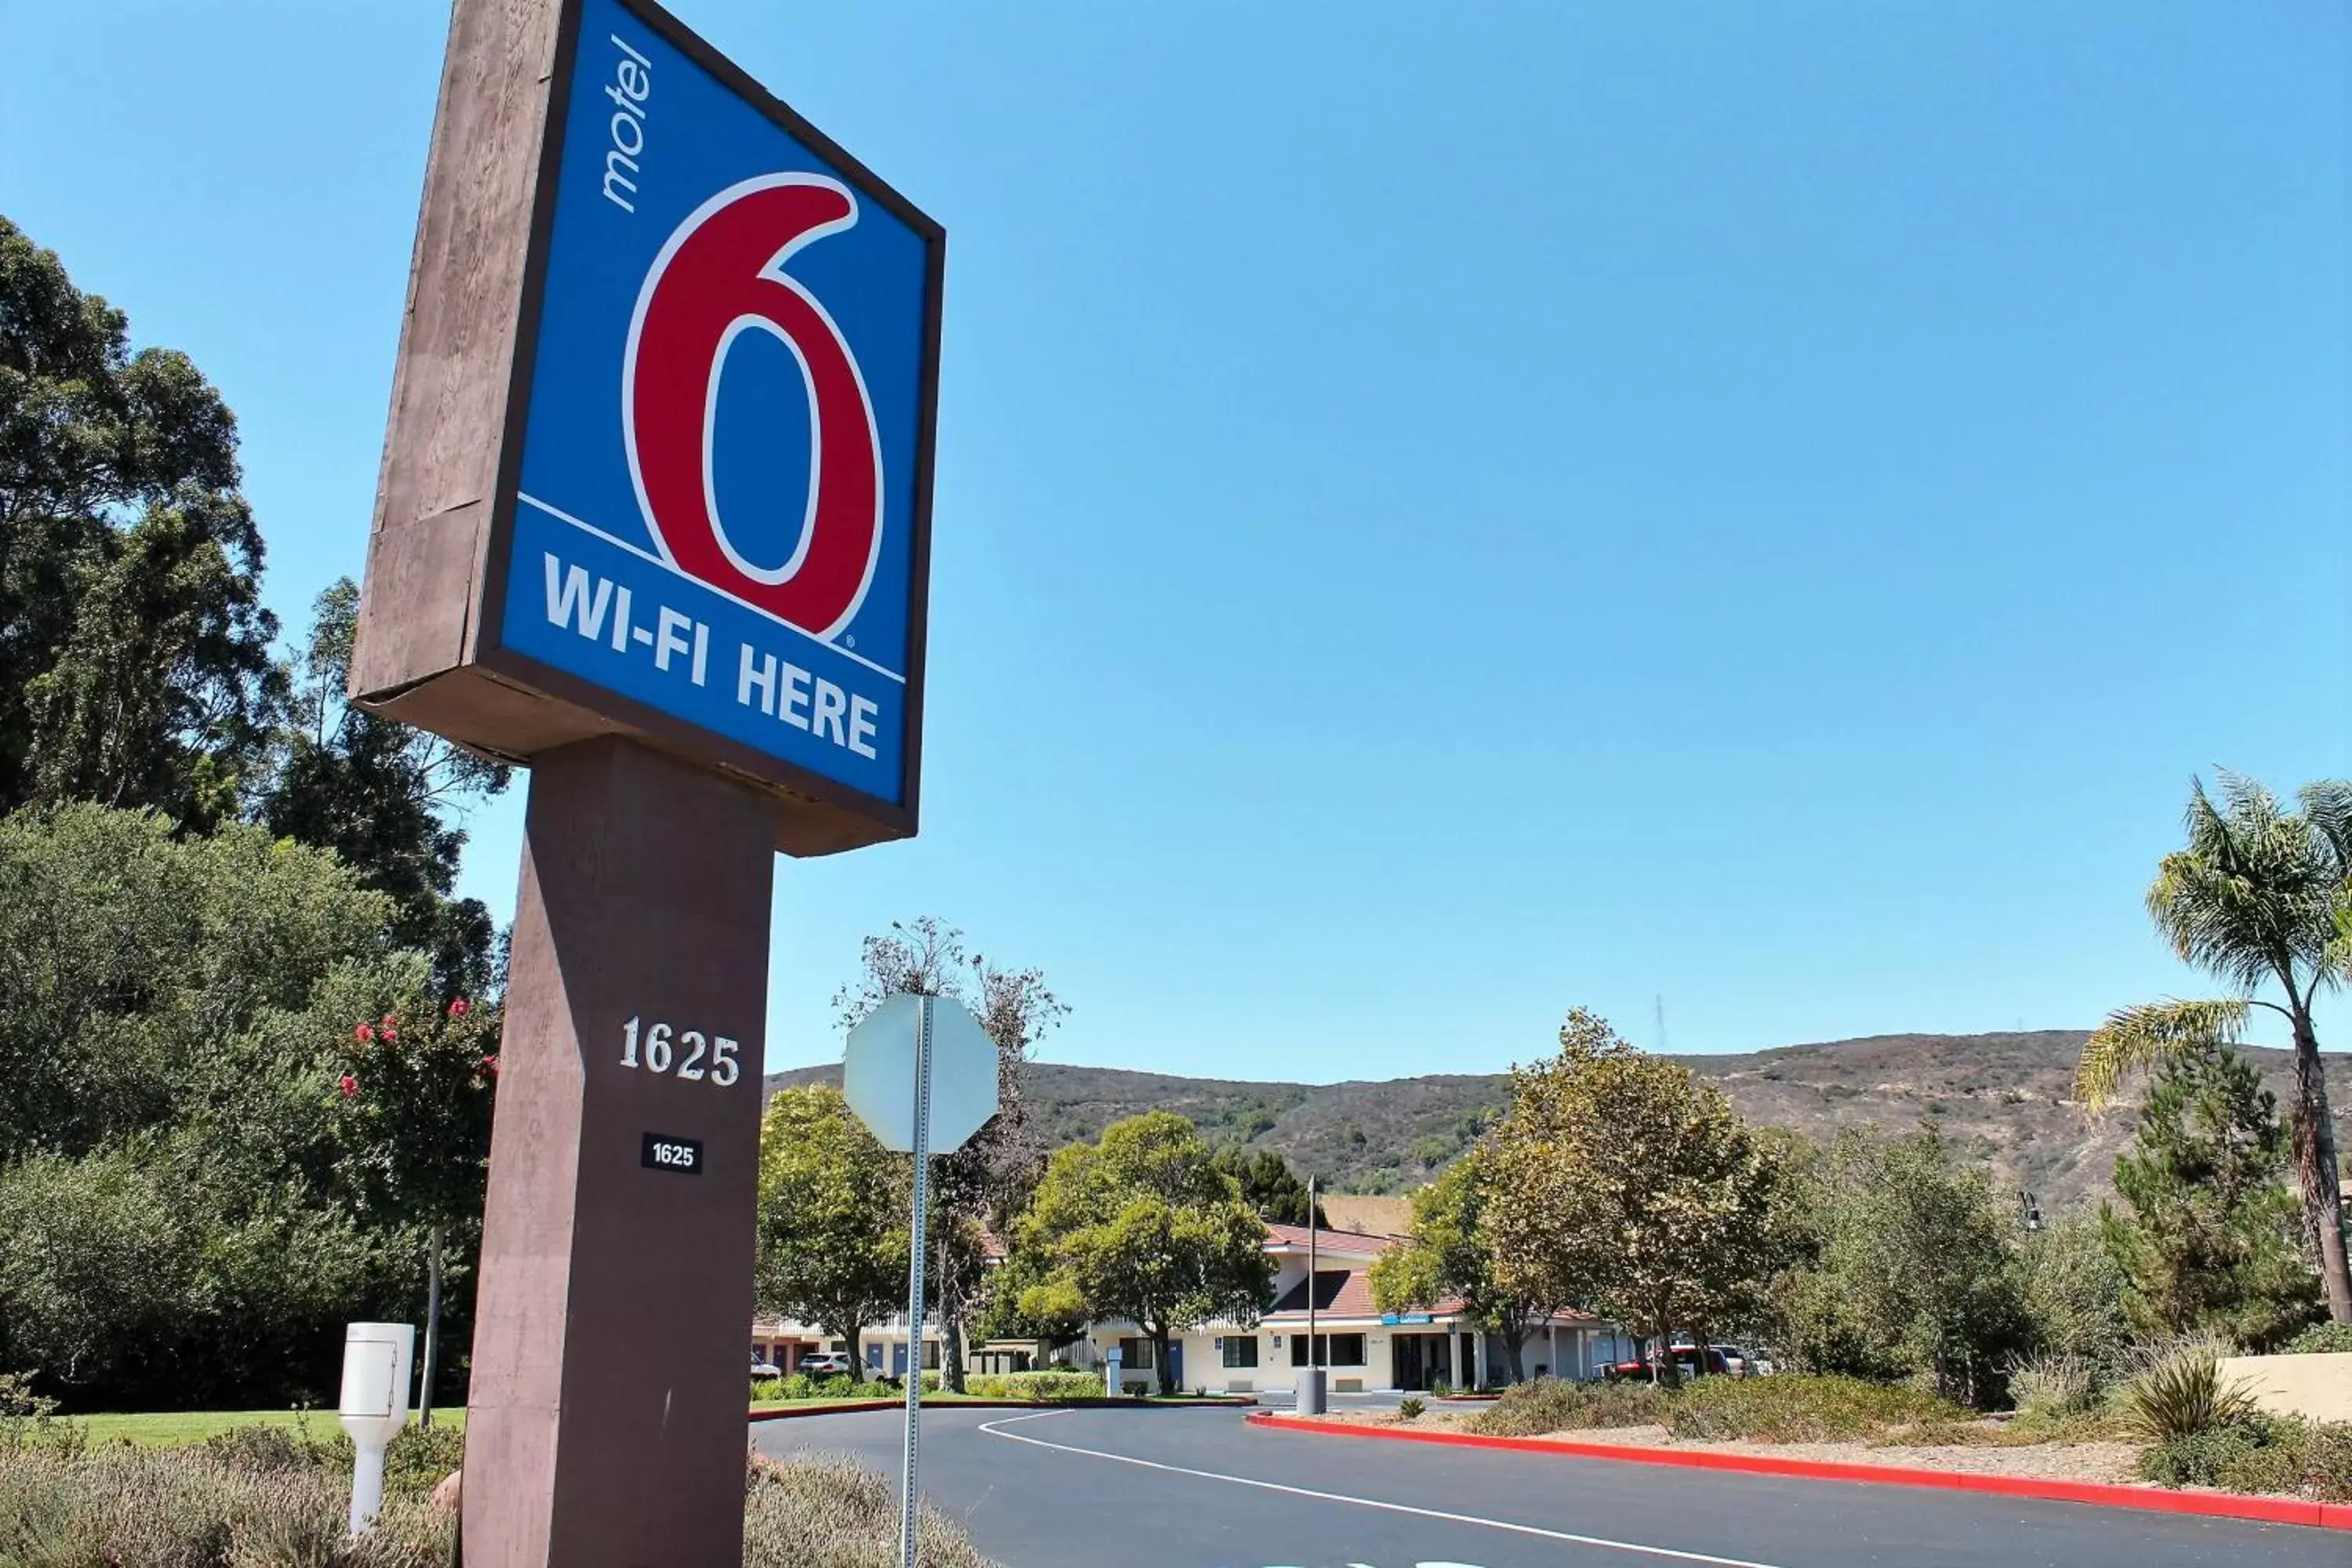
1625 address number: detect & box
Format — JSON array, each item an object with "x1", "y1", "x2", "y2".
[{"x1": 619, "y1": 1016, "x2": 742, "y2": 1087}]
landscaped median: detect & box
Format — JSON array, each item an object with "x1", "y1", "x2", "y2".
[
  {"x1": 0, "y1": 1389, "x2": 997, "y2": 1566},
  {"x1": 1247, "y1": 1372, "x2": 2352, "y2": 1533}
]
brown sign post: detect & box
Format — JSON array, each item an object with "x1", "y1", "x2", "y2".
[{"x1": 350, "y1": 0, "x2": 942, "y2": 1560}]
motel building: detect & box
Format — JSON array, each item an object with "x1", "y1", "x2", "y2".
[
  {"x1": 754, "y1": 1222, "x2": 1635, "y2": 1396},
  {"x1": 1174, "y1": 1223, "x2": 1631, "y2": 1396}
]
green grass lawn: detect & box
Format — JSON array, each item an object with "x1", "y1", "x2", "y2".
[{"x1": 78, "y1": 1408, "x2": 468, "y2": 1447}]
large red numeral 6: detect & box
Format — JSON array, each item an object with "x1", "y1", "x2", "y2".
[{"x1": 623, "y1": 174, "x2": 881, "y2": 640}]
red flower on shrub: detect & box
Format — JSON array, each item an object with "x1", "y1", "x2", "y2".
[
  {"x1": 449, "y1": 997, "x2": 470, "y2": 1018},
  {"x1": 380, "y1": 1025, "x2": 397, "y2": 1042},
  {"x1": 339, "y1": 1075, "x2": 359, "y2": 1099},
  {"x1": 482, "y1": 1054, "x2": 499, "y2": 1076},
  {"x1": 354, "y1": 1024, "x2": 374, "y2": 1043}
]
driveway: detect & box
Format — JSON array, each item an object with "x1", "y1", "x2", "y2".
[{"x1": 752, "y1": 1405, "x2": 2334, "y2": 1568}]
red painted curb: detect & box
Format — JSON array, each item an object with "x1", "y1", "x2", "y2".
[
  {"x1": 1242, "y1": 1411, "x2": 2348, "y2": 1532},
  {"x1": 751, "y1": 1396, "x2": 1254, "y2": 1422}
]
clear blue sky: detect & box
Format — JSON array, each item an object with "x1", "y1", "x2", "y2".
[{"x1": 7, "y1": 2, "x2": 2346, "y2": 1080}]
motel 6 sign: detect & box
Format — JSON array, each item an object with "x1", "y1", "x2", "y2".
[{"x1": 352, "y1": 0, "x2": 944, "y2": 854}]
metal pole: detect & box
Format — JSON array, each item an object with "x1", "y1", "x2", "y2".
[
  {"x1": 419, "y1": 1225, "x2": 444, "y2": 1428},
  {"x1": 1305, "y1": 1175, "x2": 1319, "y2": 1412},
  {"x1": 898, "y1": 994, "x2": 935, "y2": 1568}
]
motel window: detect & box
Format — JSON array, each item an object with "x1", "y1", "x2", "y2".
[
  {"x1": 1221, "y1": 1336, "x2": 1259, "y2": 1369},
  {"x1": 1119, "y1": 1337, "x2": 1156, "y2": 1370},
  {"x1": 1287, "y1": 1333, "x2": 1366, "y2": 1367}
]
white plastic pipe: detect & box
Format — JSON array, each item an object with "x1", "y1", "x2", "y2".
[{"x1": 349, "y1": 1443, "x2": 388, "y2": 1537}]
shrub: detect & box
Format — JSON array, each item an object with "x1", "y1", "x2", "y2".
[
  {"x1": 2249, "y1": 1420, "x2": 2352, "y2": 1502},
  {"x1": 2139, "y1": 1415, "x2": 2352, "y2": 1501},
  {"x1": 1428, "y1": 1379, "x2": 1453, "y2": 1398},
  {"x1": 2004, "y1": 1350, "x2": 2103, "y2": 1418},
  {"x1": 2282, "y1": 1323, "x2": 2352, "y2": 1356},
  {"x1": 2122, "y1": 1341, "x2": 2258, "y2": 1444},
  {"x1": 0, "y1": 1439, "x2": 995, "y2": 1566},
  {"x1": 753, "y1": 1374, "x2": 901, "y2": 1403},
  {"x1": 383, "y1": 1424, "x2": 465, "y2": 1496},
  {"x1": 198, "y1": 1417, "x2": 466, "y2": 1500},
  {"x1": 2137, "y1": 1417, "x2": 2277, "y2": 1489},
  {"x1": 1469, "y1": 1377, "x2": 1666, "y2": 1437},
  {"x1": 0, "y1": 1445, "x2": 451, "y2": 1566},
  {"x1": 1398, "y1": 1397, "x2": 1425, "y2": 1421},
  {"x1": 0, "y1": 1373, "x2": 86, "y2": 1458},
  {"x1": 745, "y1": 1452, "x2": 989, "y2": 1567},
  {"x1": 962, "y1": 1370, "x2": 1104, "y2": 1401},
  {"x1": 201, "y1": 1421, "x2": 336, "y2": 1475},
  {"x1": 1666, "y1": 1375, "x2": 1966, "y2": 1443}
]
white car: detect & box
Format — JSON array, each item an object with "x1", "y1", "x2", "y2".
[
  {"x1": 797, "y1": 1351, "x2": 855, "y2": 1377},
  {"x1": 1712, "y1": 1344, "x2": 1774, "y2": 1376}
]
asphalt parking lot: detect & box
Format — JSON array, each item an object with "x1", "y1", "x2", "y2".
[{"x1": 752, "y1": 1405, "x2": 2339, "y2": 1568}]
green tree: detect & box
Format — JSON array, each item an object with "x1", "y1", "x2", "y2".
[
  {"x1": 1010, "y1": 1112, "x2": 1273, "y2": 1394},
  {"x1": 1210, "y1": 1147, "x2": 1328, "y2": 1228},
  {"x1": 0, "y1": 217, "x2": 282, "y2": 826},
  {"x1": 321, "y1": 981, "x2": 499, "y2": 1241},
  {"x1": 830, "y1": 916, "x2": 1066, "y2": 1390},
  {"x1": 2099, "y1": 1044, "x2": 2318, "y2": 1349},
  {"x1": 753, "y1": 1086, "x2": 907, "y2": 1371},
  {"x1": 1369, "y1": 1146, "x2": 1558, "y2": 1382},
  {"x1": 969, "y1": 1244, "x2": 1091, "y2": 1355},
  {"x1": 1484, "y1": 1009, "x2": 1782, "y2": 1388},
  {"x1": 0, "y1": 1145, "x2": 197, "y2": 1392},
  {"x1": 0, "y1": 804, "x2": 465, "y2": 1407},
  {"x1": 1767, "y1": 1127, "x2": 2032, "y2": 1405},
  {"x1": 2076, "y1": 774, "x2": 2352, "y2": 1322},
  {"x1": 2017, "y1": 1213, "x2": 2129, "y2": 1363},
  {"x1": 0, "y1": 803, "x2": 394, "y2": 1163},
  {"x1": 260, "y1": 579, "x2": 510, "y2": 998}
]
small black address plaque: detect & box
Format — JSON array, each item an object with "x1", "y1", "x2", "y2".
[{"x1": 641, "y1": 1133, "x2": 703, "y2": 1174}]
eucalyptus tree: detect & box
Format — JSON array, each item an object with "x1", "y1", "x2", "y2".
[
  {"x1": 832, "y1": 918, "x2": 1065, "y2": 1389},
  {"x1": 2076, "y1": 774, "x2": 2352, "y2": 1323}
]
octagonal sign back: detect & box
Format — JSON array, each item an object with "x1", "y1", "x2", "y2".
[{"x1": 843, "y1": 992, "x2": 998, "y2": 1153}]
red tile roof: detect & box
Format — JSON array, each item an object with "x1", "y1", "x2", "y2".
[
  {"x1": 1265, "y1": 1269, "x2": 1368, "y2": 1317},
  {"x1": 1259, "y1": 1262, "x2": 1605, "y2": 1328},
  {"x1": 1261, "y1": 1221, "x2": 1406, "y2": 1252}
]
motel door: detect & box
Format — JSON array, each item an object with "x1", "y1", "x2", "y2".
[{"x1": 1390, "y1": 1333, "x2": 1451, "y2": 1392}]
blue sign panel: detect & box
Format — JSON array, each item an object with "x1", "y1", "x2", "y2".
[{"x1": 494, "y1": 0, "x2": 940, "y2": 811}]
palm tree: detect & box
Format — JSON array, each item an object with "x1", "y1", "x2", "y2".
[{"x1": 2076, "y1": 774, "x2": 2352, "y2": 1323}]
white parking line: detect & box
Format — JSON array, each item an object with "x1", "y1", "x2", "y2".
[{"x1": 975, "y1": 1411, "x2": 1786, "y2": 1568}]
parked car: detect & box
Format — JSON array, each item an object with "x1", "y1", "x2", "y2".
[
  {"x1": 750, "y1": 1357, "x2": 782, "y2": 1379},
  {"x1": 1601, "y1": 1345, "x2": 1736, "y2": 1381},
  {"x1": 1711, "y1": 1344, "x2": 1774, "y2": 1376},
  {"x1": 796, "y1": 1351, "x2": 855, "y2": 1377}
]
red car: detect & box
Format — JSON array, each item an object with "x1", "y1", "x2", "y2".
[{"x1": 1599, "y1": 1345, "x2": 1736, "y2": 1381}]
